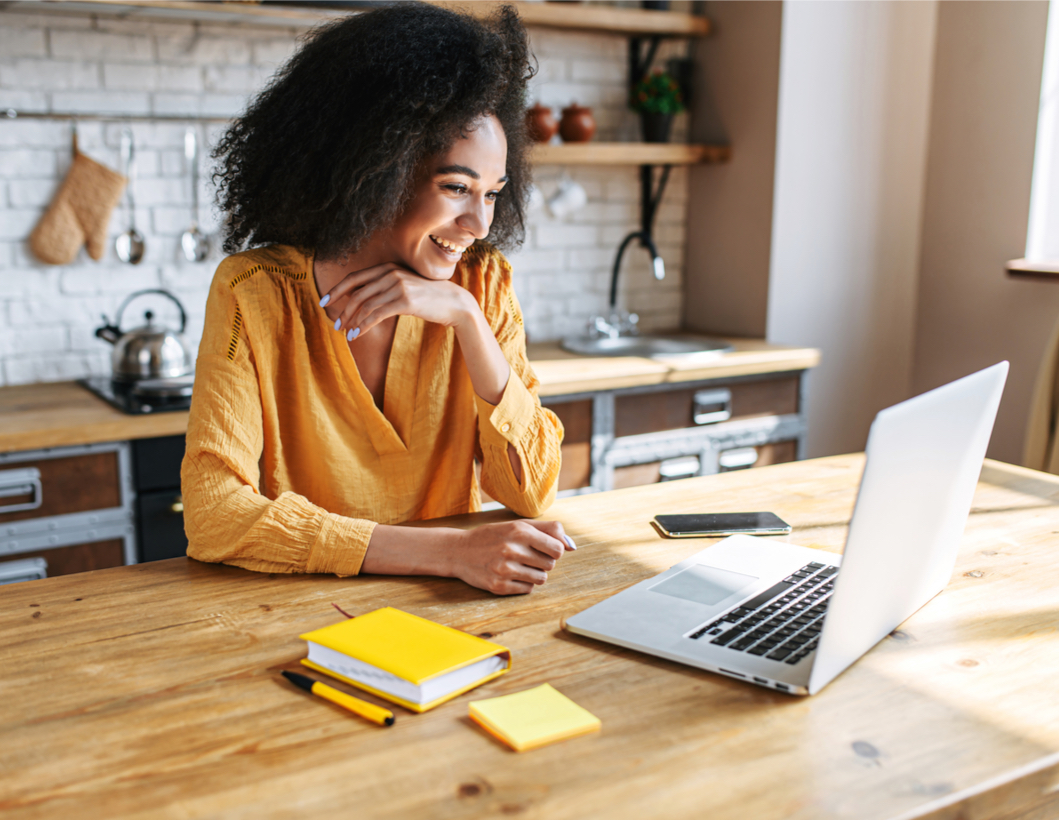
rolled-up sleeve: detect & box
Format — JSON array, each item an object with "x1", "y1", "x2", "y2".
[
  {"x1": 181, "y1": 266, "x2": 376, "y2": 576},
  {"x1": 474, "y1": 254, "x2": 564, "y2": 517}
]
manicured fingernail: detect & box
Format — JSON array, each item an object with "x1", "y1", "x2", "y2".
[
  {"x1": 319, "y1": 294, "x2": 330, "y2": 307},
  {"x1": 346, "y1": 328, "x2": 355, "y2": 341},
  {"x1": 351, "y1": 327, "x2": 360, "y2": 339},
  {"x1": 563, "y1": 535, "x2": 576, "y2": 550},
  {"x1": 333, "y1": 318, "x2": 342, "y2": 331}
]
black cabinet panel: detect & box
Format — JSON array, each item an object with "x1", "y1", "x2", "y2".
[
  {"x1": 137, "y1": 489, "x2": 188, "y2": 562},
  {"x1": 133, "y1": 435, "x2": 186, "y2": 492}
]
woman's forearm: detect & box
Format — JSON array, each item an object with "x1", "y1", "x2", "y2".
[
  {"x1": 453, "y1": 297, "x2": 510, "y2": 404},
  {"x1": 452, "y1": 298, "x2": 524, "y2": 483},
  {"x1": 359, "y1": 524, "x2": 462, "y2": 576}
]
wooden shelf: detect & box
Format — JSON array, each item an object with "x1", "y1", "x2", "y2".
[
  {"x1": 1007, "y1": 258, "x2": 1059, "y2": 281},
  {"x1": 2, "y1": 1, "x2": 710, "y2": 35},
  {"x1": 437, "y1": 2, "x2": 710, "y2": 37},
  {"x1": 532, "y1": 142, "x2": 730, "y2": 166}
]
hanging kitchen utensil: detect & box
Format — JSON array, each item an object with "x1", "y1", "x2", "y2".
[
  {"x1": 180, "y1": 126, "x2": 210, "y2": 263},
  {"x1": 114, "y1": 127, "x2": 146, "y2": 265},
  {"x1": 95, "y1": 289, "x2": 195, "y2": 382}
]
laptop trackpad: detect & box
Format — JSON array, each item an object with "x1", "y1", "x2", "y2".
[{"x1": 649, "y1": 564, "x2": 759, "y2": 606}]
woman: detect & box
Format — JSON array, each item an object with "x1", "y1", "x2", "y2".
[{"x1": 181, "y1": 3, "x2": 571, "y2": 595}]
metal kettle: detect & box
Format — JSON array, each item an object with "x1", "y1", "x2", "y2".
[{"x1": 95, "y1": 289, "x2": 194, "y2": 382}]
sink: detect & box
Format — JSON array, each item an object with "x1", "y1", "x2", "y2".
[{"x1": 560, "y1": 335, "x2": 734, "y2": 359}]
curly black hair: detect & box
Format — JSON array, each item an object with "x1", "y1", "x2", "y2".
[{"x1": 212, "y1": 2, "x2": 534, "y2": 258}]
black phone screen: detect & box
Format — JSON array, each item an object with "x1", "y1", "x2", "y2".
[{"x1": 654, "y1": 512, "x2": 791, "y2": 537}]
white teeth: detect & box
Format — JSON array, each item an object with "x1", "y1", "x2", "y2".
[{"x1": 431, "y1": 235, "x2": 465, "y2": 254}]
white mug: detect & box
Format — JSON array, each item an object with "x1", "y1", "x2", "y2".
[{"x1": 547, "y1": 176, "x2": 588, "y2": 219}]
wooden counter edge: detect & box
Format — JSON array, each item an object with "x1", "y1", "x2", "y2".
[
  {"x1": 535, "y1": 347, "x2": 821, "y2": 396},
  {"x1": 0, "y1": 414, "x2": 191, "y2": 453}
]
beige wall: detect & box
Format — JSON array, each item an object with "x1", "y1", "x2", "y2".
[
  {"x1": 766, "y1": 0, "x2": 937, "y2": 458},
  {"x1": 683, "y1": 1, "x2": 783, "y2": 338},
  {"x1": 912, "y1": 1, "x2": 1052, "y2": 464}
]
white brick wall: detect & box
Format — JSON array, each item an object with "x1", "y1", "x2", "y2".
[{"x1": 0, "y1": 10, "x2": 689, "y2": 386}]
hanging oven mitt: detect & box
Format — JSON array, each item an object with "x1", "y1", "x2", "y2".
[{"x1": 29, "y1": 133, "x2": 127, "y2": 265}]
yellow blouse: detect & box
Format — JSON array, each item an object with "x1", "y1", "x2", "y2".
[{"x1": 180, "y1": 243, "x2": 563, "y2": 576}]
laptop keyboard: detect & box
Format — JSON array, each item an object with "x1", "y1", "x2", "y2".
[{"x1": 688, "y1": 562, "x2": 837, "y2": 665}]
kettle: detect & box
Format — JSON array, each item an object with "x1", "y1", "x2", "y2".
[{"x1": 95, "y1": 289, "x2": 194, "y2": 382}]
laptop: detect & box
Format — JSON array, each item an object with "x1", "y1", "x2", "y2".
[{"x1": 565, "y1": 362, "x2": 1009, "y2": 696}]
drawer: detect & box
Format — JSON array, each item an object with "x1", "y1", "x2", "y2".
[
  {"x1": 612, "y1": 440, "x2": 799, "y2": 490},
  {"x1": 136, "y1": 489, "x2": 188, "y2": 563},
  {"x1": 719, "y1": 440, "x2": 797, "y2": 472},
  {"x1": 0, "y1": 539, "x2": 124, "y2": 578},
  {"x1": 614, "y1": 376, "x2": 800, "y2": 438},
  {"x1": 545, "y1": 399, "x2": 592, "y2": 491},
  {"x1": 0, "y1": 452, "x2": 121, "y2": 524}
]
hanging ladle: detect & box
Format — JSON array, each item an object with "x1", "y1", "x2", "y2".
[
  {"x1": 180, "y1": 127, "x2": 210, "y2": 263},
  {"x1": 115, "y1": 127, "x2": 145, "y2": 265}
]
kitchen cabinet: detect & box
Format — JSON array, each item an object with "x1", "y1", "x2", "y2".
[
  {"x1": 543, "y1": 369, "x2": 807, "y2": 497},
  {"x1": 132, "y1": 435, "x2": 188, "y2": 564},
  {"x1": 0, "y1": 442, "x2": 136, "y2": 578}
]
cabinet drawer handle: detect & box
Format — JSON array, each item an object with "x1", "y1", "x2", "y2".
[
  {"x1": 0, "y1": 468, "x2": 43, "y2": 514},
  {"x1": 170, "y1": 494, "x2": 184, "y2": 514},
  {"x1": 719, "y1": 447, "x2": 759, "y2": 471},
  {"x1": 693, "y1": 389, "x2": 733, "y2": 425},
  {"x1": 659, "y1": 456, "x2": 701, "y2": 481}
]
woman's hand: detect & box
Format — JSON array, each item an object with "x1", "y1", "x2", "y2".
[
  {"x1": 321, "y1": 261, "x2": 475, "y2": 340},
  {"x1": 360, "y1": 520, "x2": 576, "y2": 596},
  {"x1": 446, "y1": 520, "x2": 576, "y2": 595}
]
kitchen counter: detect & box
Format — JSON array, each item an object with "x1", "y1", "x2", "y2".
[
  {"x1": 0, "y1": 339, "x2": 819, "y2": 454},
  {"x1": 528, "y1": 338, "x2": 819, "y2": 397}
]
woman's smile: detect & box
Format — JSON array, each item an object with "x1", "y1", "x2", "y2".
[{"x1": 429, "y1": 234, "x2": 469, "y2": 258}]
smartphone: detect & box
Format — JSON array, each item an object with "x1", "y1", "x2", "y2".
[{"x1": 653, "y1": 512, "x2": 792, "y2": 538}]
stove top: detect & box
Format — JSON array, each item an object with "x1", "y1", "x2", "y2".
[{"x1": 80, "y1": 376, "x2": 193, "y2": 415}]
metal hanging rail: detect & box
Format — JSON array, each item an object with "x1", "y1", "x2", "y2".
[{"x1": 4, "y1": 109, "x2": 233, "y2": 123}]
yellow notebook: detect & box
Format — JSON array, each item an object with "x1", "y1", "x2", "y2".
[
  {"x1": 468, "y1": 684, "x2": 601, "y2": 752},
  {"x1": 299, "y1": 607, "x2": 510, "y2": 713}
]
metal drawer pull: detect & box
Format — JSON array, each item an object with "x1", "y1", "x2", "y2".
[
  {"x1": 693, "y1": 388, "x2": 733, "y2": 425},
  {"x1": 659, "y1": 456, "x2": 701, "y2": 481},
  {"x1": 0, "y1": 468, "x2": 43, "y2": 514},
  {"x1": 719, "y1": 447, "x2": 759, "y2": 471},
  {"x1": 170, "y1": 494, "x2": 184, "y2": 514}
]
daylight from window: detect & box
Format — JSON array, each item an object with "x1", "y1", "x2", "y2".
[{"x1": 1027, "y1": 0, "x2": 1059, "y2": 262}]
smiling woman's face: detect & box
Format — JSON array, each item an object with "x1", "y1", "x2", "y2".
[{"x1": 380, "y1": 114, "x2": 509, "y2": 281}]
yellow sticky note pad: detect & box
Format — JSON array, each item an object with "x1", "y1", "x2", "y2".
[{"x1": 468, "y1": 684, "x2": 601, "y2": 752}]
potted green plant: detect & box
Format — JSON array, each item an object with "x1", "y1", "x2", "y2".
[{"x1": 629, "y1": 70, "x2": 685, "y2": 143}]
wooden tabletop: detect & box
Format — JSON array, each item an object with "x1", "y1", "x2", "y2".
[
  {"x1": 0, "y1": 340, "x2": 819, "y2": 453},
  {"x1": 1, "y1": 455, "x2": 1057, "y2": 819}
]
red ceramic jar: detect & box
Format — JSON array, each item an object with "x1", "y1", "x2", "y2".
[
  {"x1": 559, "y1": 103, "x2": 596, "y2": 143},
  {"x1": 525, "y1": 103, "x2": 559, "y2": 143}
]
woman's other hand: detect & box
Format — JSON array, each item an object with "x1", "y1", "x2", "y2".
[
  {"x1": 321, "y1": 262, "x2": 476, "y2": 341},
  {"x1": 448, "y1": 520, "x2": 576, "y2": 595},
  {"x1": 360, "y1": 520, "x2": 576, "y2": 596}
]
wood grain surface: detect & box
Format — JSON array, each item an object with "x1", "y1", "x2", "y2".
[
  {"x1": 0, "y1": 381, "x2": 189, "y2": 453},
  {"x1": 528, "y1": 338, "x2": 820, "y2": 397},
  {"x1": 1, "y1": 455, "x2": 1058, "y2": 819},
  {"x1": 531, "y1": 142, "x2": 730, "y2": 166}
]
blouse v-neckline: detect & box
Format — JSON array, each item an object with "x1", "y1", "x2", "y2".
[{"x1": 310, "y1": 257, "x2": 422, "y2": 456}]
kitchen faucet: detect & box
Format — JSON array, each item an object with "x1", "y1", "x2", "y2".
[{"x1": 587, "y1": 165, "x2": 671, "y2": 340}]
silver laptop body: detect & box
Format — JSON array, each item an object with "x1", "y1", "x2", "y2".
[{"x1": 565, "y1": 362, "x2": 1009, "y2": 695}]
